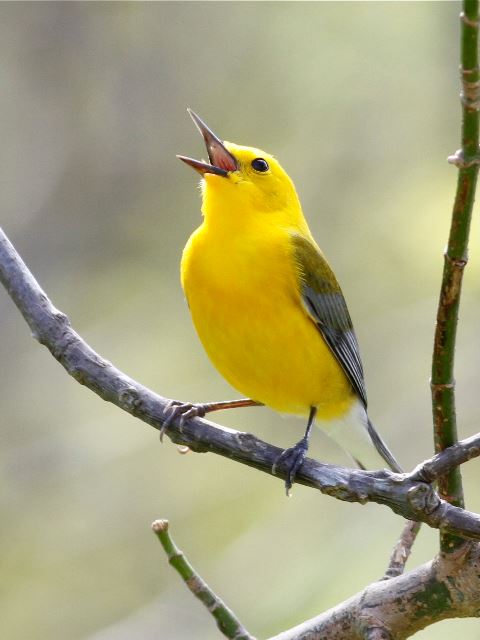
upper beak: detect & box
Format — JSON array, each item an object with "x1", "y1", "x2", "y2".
[{"x1": 177, "y1": 109, "x2": 238, "y2": 177}]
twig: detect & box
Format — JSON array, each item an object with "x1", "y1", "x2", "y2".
[
  {"x1": 383, "y1": 520, "x2": 422, "y2": 579},
  {"x1": 431, "y1": 0, "x2": 480, "y2": 553},
  {"x1": 152, "y1": 520, "x2": 255, "y2": 640},
  {"x1": 412, "y1": 431, "x2": 480, "y2": 482},
  {"x1": 1, "y1": 226, "x2": 480, "y2": 540}
]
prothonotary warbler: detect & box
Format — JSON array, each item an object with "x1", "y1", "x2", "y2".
[{"x1": 166, "y1": 109, "x2": 401, "y2": 493}]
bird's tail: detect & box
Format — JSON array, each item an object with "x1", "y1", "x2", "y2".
[
  {"x1": 365, "y1": 417, "x2": 403, "y2": 473},
  {"x1": 319, "y1": 399, "x2": 403, "y2": 473}
]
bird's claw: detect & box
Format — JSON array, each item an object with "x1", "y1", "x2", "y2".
[
  {"x1": 160, "y1": 400, "x2": 207, "y2": 442},
  {"x1": 272, "y1": 438, "x2": 309, "y2": 496}
]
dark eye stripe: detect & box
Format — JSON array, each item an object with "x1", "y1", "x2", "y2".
[{"x1": 251, "y1": 158, "x2": 269, "y2": 172}]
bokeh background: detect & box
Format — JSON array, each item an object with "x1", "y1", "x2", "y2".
[{"x1": 1, "y1": 2, "x2": 480, "y2": 639}]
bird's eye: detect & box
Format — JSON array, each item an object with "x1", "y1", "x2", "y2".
[{"x1": 251, "y1": 158, "x2": 269, "y2": 172}]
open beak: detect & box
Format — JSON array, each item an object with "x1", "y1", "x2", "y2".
[{"x1": 177, "y1": 109, "x2": 238, "y2": 177}]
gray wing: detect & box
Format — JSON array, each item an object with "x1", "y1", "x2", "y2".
[{"x1": 291, "y1": 233, "x2": 368, "y2": 408}]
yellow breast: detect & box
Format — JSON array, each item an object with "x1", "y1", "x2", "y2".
[{"x1": 181, "y1": 221, "x2": 355, "y2": 420}]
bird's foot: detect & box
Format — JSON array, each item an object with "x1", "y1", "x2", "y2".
[
  {"x1": 160, "y1": 400, "x2": 209, "y2": 442},
  {"x1": 272, "y1": 436, "x2": 309, "y2": 496}
]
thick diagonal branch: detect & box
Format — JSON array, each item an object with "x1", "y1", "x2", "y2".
[{"x1": 1, "y1": 226, "x2": 480, "y2": 539}]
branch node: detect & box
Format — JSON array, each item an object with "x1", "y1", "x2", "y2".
[
  {"x1": 53, "y1": 309, "x2": 69, "y2": 326},
  {"x1": 461, "y1": 64, "x2": 480, "y2": 76},
  {"x1": 407, "y1": 483, "x2": 440, "y2": 515},
  {"x1": 461, "y1": 72, "x2": 480, "y2": 109},
  {"x1": 362, "y1": 627, "x2": 392, "y2": 640},
  {"x1": 460, "y1": 11, "x2": 480, "y2": 28},
  {"x1": 466, "y1": 446, "x2": 480, "y2": 460},
  {"x1": 430, "y1": 380, "x2": 455, "y2": 391},
  {"x1": 460, "y1": 94, "x2": 480, "y2": 110},
  {"x1": 359, "y1": 606, "x2": 393, "y2": 640},
  {"x1": 447, "y1": 148, "x2": 480, "y2": 168},
  {"x1": 445, "y1": 252, "x2": 468, "y2": 269},
  {"x1": 119, "y1": 386, "x2": 142, "y2": 411},
  {"x1": 235, "y1": 430, "x2": 262, "y2": 452},
  {"x1": 410, "y1": 462, "x2": 436, "y2": 484}
]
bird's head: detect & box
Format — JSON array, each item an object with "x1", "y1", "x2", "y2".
[{"x1": 178, "y1": 110, "x2": 305, "y2": 229}]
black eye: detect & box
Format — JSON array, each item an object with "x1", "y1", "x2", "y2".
[{"x1": 251, "y1": 157, "x2": 269, "y2": 172}]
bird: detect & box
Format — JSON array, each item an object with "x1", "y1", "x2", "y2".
[{"x1": 165, "y1": 109, "x2": 401, "y2": 494}]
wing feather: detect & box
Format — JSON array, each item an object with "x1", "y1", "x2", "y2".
[{"x1": 291, "y1": 233, "x2": 368, "y2": 408}]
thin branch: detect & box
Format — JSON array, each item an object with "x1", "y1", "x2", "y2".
[
  {"x1": 383, "y1": 520, "x2": 422, "y2": 579},
  {"x1": 431, "y1": 0, "x2": 480, "y2": 553},
  {"x1": 412, "y1": 431, "x2": 480, "y2": 482},
  {"x1": 1, "y1": 226, "x2": 480, "y2": 541},
  {"x1": 152, "y1": 520, "x2": 255, "y2": 640}
]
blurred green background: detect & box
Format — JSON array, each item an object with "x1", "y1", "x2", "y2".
[{"x1": 1, "y1": 2, "x2": 480, "y2": 639}]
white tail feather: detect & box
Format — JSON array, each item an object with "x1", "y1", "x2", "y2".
[{"x1": 318, "y1": 399, "x2": 402, "y2": 472}]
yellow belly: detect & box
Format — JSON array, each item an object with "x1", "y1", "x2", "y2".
[{"x1": 181, "y1": 225, "x2": 355, "y2": 420}]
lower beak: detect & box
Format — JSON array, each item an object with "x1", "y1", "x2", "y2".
[
  {"x1": 177, "y1": 155, "x2": 229, "y2": 177},
  {"x1": 177, "y1": 109, "x2": 238, "y2": 177}
]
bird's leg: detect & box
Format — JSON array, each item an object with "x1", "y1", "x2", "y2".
[
  {"x1": 160, "y1": 398, "x2": 262, "y2": 441},
  {"x1": 273, "y1": 406, "x2": 317, "y2": 496}
]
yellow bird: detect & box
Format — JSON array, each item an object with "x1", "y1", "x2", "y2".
[{"x1": 167, "y1": 109, "x2": 401, "y2": 492}]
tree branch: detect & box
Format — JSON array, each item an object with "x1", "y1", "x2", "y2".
[
  {"x1": 1, "y1": 225, "x2": 480, "y2": 541},
  {"x1": 152, "y1": 519, "x2": 255, "y2": 640},
  {"x1": 431, "y1": 0, "x2": 480, "y2": 553},
  {"x1": 152, "y1": 522, "x2": 477, "y2": 640},
  {"x1": 383, "y1": 520, "x2": 422, "y2": 580},
  {"x1": 268, "y1": 543, "x2": 480, "y2": 640},
  {"x1": 412, "y1": 431, "x2": 480, "y2": 482}
]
